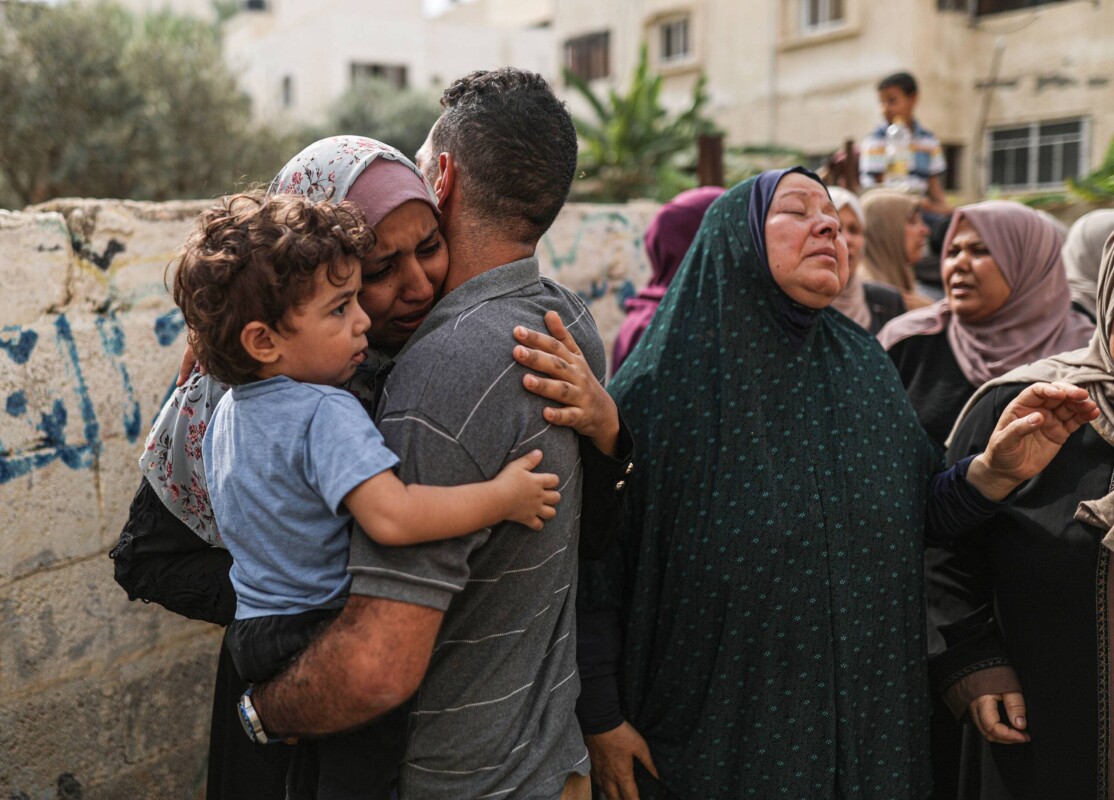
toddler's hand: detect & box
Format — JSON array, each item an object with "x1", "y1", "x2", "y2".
[{"x1": 497, "y1": 449, "x2": 561, "y2": 530}]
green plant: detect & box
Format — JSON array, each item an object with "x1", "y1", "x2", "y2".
[
  {"x1": 326, "y1": 78, "x2": 441, "y2": 162},
  {"x1": 1068, "y1": 136, "x2": 1114, "y2": 202},
  {"x1": 723, "y1": 145, "x2": 809, "y2": 187},
  {"x1": 0, "y1": 1, "x2": 296, "y2": 207},
  {"x1": 564, "y1": 45, "x2": 719, "y2": 202}
]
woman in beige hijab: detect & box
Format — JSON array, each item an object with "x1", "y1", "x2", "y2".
[
  {"x1": 860, "y1": 189, "x2": 933, "y2": 309},
  {"x1": 828, "y1": 186, "x2": 906, "y2": 334},
  {"x1": 927, "y1": 231, "x2": 1114, "y2": 800},
  {"x1": 1063, "y1": 209, "x2": 1114, "y2": 322}
]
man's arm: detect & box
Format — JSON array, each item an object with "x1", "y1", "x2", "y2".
[{"x1": 252, "y1": 595, "x2": 443, "y2": 738}]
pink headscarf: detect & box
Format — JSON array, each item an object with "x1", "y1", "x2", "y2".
[
  {"x1": 612, "y1": 186, "x2": 725, "y2": 372},
  {"x1": 879, "y1": 200, "x2": 1094, "y2": 386}
]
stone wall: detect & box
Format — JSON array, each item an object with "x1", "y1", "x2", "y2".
[{"x1": 0, "y1": 198, "x2": 657, "y2": 798}]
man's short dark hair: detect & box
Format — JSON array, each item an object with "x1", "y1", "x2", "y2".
[
  {"x1": 172, "y1": 192, "x2": 373, "y2": 385},
  {"x1": 878, "y1": 72, "x2": 918, "y2": 96},
  {"x1": 431, "y1": 68, "x2": 577, "y2": 245}
]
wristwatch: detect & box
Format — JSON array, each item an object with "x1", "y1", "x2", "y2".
[{"x1": 238, "y1": 687, "x2": 272, "y2": 744}]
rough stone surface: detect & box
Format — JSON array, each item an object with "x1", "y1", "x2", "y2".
[
  {"x1": 0, "y1": 198, "x2": 657, "y2": 798},
  {"x1": 0, "y1": 211, "x2": 71, "y2": 325},
  {"x1": 0, "y1": 645, "x2": 216, "y2": 798}
]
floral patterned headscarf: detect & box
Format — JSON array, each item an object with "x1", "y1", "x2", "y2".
[
  {"x1": 269, "y1": 135, "x2": 439, "y2": 227},
  {"x1": 141, "y1": 136, "x2": 433, "y2": 544}
]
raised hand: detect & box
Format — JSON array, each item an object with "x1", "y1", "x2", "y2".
[{"x1": 968, "y1": 381, "x2": 1100, "y2": 501}]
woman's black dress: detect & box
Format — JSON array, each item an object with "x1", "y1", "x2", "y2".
[
  {"x1": 931, "y1": 382, "x2": 1114, "y2": 799},
  {"x1": 886, "y1": 329, "x2": 976, "y2": 449}
]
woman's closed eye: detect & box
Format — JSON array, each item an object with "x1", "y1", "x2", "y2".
[
  {"x1": 417, "y1": 237, "x2": 443, "y2": 259},
  {"x1": 362, "y1": 264, "x2": 393, "y2": 284}
]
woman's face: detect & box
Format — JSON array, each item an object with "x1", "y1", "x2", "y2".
[
  {"x1": 838, "y1": 206, "x2": 864, "y2": 277},
  {"x1": 358, "y1": 199, "x2": 448, "y2": 351},
  {"x1": 764, "y1": 174, "x2": 849, "y2": 309},
  {"x1": 942, "y1": 218, "x2": 1011, "y2": 322},
  {"x1": 904, "y1": 208, "x2": 929, "y2": 265}
]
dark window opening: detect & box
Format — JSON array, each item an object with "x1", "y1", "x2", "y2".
[
  {"x1": 942, "y1": 143, "x2": 963, "y2": 191},
  {"x1": 937, "y1": 0, "x2": 1069, "y2": 16},
  {"x1": 350, "y1": 63, "x2": 408, "y2": 91},
  {"x1": 564, "y1": 31, "x2": 610, "y2": 82}
]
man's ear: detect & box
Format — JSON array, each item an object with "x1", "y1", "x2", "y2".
[
  {"x1": 241, "y1": 321, "x2": 282, "y2": 366},
  {"x1": 433, "y1": 152, "x2": 455, "y2": 208}
]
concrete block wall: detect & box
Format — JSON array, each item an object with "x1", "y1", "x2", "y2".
[{"x1": 0, "y1": 198, "x2": 657, "y2": 798}]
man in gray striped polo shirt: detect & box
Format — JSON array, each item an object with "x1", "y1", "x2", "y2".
[{"x1": 251, "y1": 69, "x2": 603, "y2": 799}]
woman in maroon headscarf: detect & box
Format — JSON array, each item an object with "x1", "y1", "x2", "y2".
[
  {"x1": 879, "y1": 200, "x2": 1093, "y2": 448},
  {"x1": 612, "y1": 186, "x2": 724, "y2": 373}
]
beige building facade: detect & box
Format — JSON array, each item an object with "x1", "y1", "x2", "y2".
[
  {"x1": 222, "y1": 0, "x2": 554, "y2": 127},
  {"x1": 553, "y1": 0, "x2": 1114, "y2": 200}
]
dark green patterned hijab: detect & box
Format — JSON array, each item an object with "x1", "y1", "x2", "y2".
[{"x1": 589, "y1": 171, "x2": 940, "y2": 798}]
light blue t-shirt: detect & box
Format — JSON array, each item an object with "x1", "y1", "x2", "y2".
[{"x1": 202, "y1": 376, "x2": 399, "y2": 619}]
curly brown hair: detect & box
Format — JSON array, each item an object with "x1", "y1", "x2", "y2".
[{"x1": 172, "y1": 192, "x2": 375, "y2": 385}]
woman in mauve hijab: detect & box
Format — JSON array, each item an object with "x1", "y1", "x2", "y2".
[{"x1": 880, "y1": 200, "x2": 1093, "y2": 448}]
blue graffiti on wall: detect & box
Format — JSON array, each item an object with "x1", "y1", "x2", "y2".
[
  {"x1": 0, "y1": 310, "x2": 185, "y2": 484},
  {"x1": 539, "y1": 211, "x2": 647, "y2": 312},
  {"x1": 0, "y1": 208, "x2": 650, "y2": 486}
]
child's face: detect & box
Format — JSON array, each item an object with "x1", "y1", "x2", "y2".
[
  {"x1": 878, "y1": 86, "x2": 916, "y2": 125},
  {"x1": 274, "y1": 257, "x2": 371, "y2": 386}
]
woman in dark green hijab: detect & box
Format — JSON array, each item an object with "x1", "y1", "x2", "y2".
[{"x1": 575, "y1": 169, "x2": 1100, "y2": 799}]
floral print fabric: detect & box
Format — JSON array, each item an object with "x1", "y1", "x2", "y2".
[{"x1": 140, "y1": 369, "x2": 227, "y2": 545}]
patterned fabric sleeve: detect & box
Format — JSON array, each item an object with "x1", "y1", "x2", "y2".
[{"x1": 139, "y1": 369, "x2": 229, "y2": 545}]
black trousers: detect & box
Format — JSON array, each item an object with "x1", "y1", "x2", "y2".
[{"x1": 227, "y1": 610, "x2": 406, "y2": 800}]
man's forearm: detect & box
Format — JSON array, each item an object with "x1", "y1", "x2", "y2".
[{"x1": 252, "y1": 595, "x2": 442, "y2": 738}]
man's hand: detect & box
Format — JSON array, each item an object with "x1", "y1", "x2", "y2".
[
  {"x1": 513, "y1": 311, "x2": 620, "y2": 457},
  {"x1": 969, "y1": 692, "x2": 1029, "y2": 744},
  {"x1": 585, "y1": 721, "x2": 658, "y2": 800},
  {"x1": 968, "y1": 381, "x2": 1099, "y2": 501}
]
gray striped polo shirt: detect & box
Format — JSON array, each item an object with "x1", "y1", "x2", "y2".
[{"x1": 348, "y1": 257, "x2": 605, "y2": 799}]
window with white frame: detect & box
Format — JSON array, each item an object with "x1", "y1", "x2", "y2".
[
  {"x1": 799, "y1": 0, "x2": 845, "y2": 32},
  {"x1": 988, "y1": 118, "x2": 1087, "y2": 190},
  {"x1": 658, "y1": 16, "x2": 692, "y2": 64}
]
